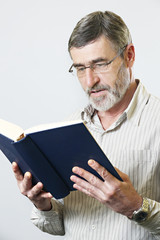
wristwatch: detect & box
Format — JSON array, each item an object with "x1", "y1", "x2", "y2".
[{"x1": 131, "y1": 197, "x2": 150, "y2": 222}]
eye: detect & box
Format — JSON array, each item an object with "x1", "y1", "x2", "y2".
[
  {"x1": 76, "y1": 66, "x2": 85, "y2": 72},
  {"x1": 95, "y1": 62, "x2": 108, "y2": 68}
]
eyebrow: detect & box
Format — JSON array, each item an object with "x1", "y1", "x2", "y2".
[
  {"x1": 73, "y1": 63, "x2": 85, "y2": 68},
  {"x1": 92, "y1": 58, "x2": 109, "y2": 63},
  {"x1": 73, "y1": 58, "x2": 109, "y2": 67}
]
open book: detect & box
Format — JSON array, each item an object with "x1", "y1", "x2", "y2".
[{"x1": 0, "y1": 119, "x2": 122, "y2": 199}]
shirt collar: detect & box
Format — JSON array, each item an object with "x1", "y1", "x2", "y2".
[{"x1": 125, "y1": 80, "x2": 150, "y2": 126}]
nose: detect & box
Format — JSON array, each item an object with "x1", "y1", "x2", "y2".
[{"x1": 85, "y1": 68, "x2": 100, "y2": 88}]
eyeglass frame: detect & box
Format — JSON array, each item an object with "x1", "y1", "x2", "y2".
[{"x1": 68, "y1": 45, "x2": 127, "y2": 77}]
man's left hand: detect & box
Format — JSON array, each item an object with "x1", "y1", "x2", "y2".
[{"x1": 70, "y1": 159, "x2": 142, "y2": 218}]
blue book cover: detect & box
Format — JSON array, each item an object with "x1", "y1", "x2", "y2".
[{"x1": 0, "y1": 120, "x2": 122, "y2": 199}]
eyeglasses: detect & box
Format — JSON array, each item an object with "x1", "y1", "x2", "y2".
[{"x1": 69, "y1": 45, "x2": 127, "y2": 78}]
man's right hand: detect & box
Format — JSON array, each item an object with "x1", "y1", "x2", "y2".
[{"x1": 12, "y1": 162, "x2": 53, "y2": 211}]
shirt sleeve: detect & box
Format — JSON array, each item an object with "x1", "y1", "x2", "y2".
[
  {"x1": 30, "y1": 198, "x2": 65, "y2": 236},
  {"x1": 136, "y1": 198, "x2": 160, "y2": 239}
]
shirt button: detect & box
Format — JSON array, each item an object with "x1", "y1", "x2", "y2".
[{"x1": 92, "y1": 225, "x2": 96, "y2": 230}]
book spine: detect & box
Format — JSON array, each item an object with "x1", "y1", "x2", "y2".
[{"x1": 13, "y1": 136, "x2": 70, "y2": 199}]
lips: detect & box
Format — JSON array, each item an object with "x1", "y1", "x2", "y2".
[
  {"x1": 87, "y1": 84, "x2": 111, "y2": 97},
  {"x1": 91, "y1": 89, "x2": 103, "y2": 93},
  {"x1": 89, "y1": 89, "x2": 107, "y2": 97}
]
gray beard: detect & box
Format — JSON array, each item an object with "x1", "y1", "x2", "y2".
[{"x1": 86, "y1": 64, "x2": 131, "y2": 112}]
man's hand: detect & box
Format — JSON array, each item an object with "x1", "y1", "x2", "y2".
[
  {"x1": 70, "y1": 159, "x2": 142, "y2": 218},
  {"x1": 12, "y1": 162, "x2": 53, "y2": 211}
]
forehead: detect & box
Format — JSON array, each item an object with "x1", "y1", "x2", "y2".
[{"x1": 70, "y1": 36, "x2": 116, "y2": 64}]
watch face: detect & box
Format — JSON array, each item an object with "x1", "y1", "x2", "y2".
[
  {"x1": 132, "y1": 198, "x2": 150, "y2": 222},
  {"x1": 135, "y1": 211, "x2": 148, "y2": 222}
]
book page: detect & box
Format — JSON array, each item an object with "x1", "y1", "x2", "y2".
[
  {"x1": 0, "y1": 118, "x2": 82, "y2": 142},
  {"x1": 0, "y1": 119, "x2": 24, "y2": 141},
  {"x1": 24, "y1": 119, "x2": 83, "y2": 135}
]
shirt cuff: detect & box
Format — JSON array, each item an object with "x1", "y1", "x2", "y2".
[
  {"x1": 32, "y1": 198, "x2": 63, "y2": 219},
  {"x1": 136, "y1": 198, "x2": 160, "y2": 237}
]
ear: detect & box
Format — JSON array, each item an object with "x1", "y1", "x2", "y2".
[{"x1": 124, "y1": 44, "x2": 135, "y2": 68}]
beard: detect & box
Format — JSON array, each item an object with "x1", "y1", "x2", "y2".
[{"x1": 86, "y1": 64, "x2": 131, "y2": 111}]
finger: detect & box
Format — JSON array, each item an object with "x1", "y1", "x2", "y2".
[
  {"x1": 27, "y1": 182, "x2": 44, "y2": 199},
  {"x1": 70, "y1": 174, "x2": 102, "y2": 199},
  {"x1": 73, "y1": 182, "x2": 96, "y2": 198},
  {"x1": 12, "y1": 161, "x2": 19, "y2": 172},
  {"x1": 22, "y1": 171, "x2": 32, "y2": 190},
  {"x1": 36, "y1": 191, "x2": 53, "y2": 202},
  {"x1": 72, "y1": 166, "x2": 102, "y2": 188},
  {"x1": 40, "y1": 191, "x2": 53, "y2": 199},
  {"x1": 12, "y1": 162, "x2": 23, "y2": 181},
  {"x1": 88, "y1": 159, "x2": 119, "y2": 183},
  {"x1": 32, "y1": 183, "x2": 53, "y2": 199},
  {"x1": 20, "y1": 172, "x2": 33, "y2": 195}
]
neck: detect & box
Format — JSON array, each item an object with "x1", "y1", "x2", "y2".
[{"x1": 97, "y1": 80, "x2": 138, "y2": 130}]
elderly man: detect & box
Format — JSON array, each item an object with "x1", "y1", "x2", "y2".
[{"x1": 12, "y1": 10, "x2": 160, "y2": 239}]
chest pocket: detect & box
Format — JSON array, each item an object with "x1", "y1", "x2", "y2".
[{"x1": 108, "y1": 149, "x2": 160, "y2": 200}]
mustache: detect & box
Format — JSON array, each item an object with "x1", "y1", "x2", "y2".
[{"x1": 86, "y1": 84, "x2": 120, "y2": 98}]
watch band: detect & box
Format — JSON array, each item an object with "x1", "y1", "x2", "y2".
[{"x1": 131, "y1": 197, "x2": 150, "y2": 222}]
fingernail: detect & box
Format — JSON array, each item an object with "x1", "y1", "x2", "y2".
[
  {"x1": 25, "y1": 172, "x2": 31, "y2": 178},
  {"x1": 88, "y1": 159, "x2": 95, "y2": 165},
  {"x1": 72, "y1": 167, "x2": 78, "y2": 173},
  {"x1": 70, "y1": 175, "x2": 76, "y2": 181},
  {"x1": 12, "y1": 162, "x2": 17, "y2": 167}
]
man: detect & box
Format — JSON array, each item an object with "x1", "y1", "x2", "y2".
[{"x1": 12, "y1": 11, "x2": 160, "y2": 239}]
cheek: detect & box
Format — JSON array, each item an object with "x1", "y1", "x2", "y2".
[
  {"x1": 78, "y1": 78, "x2": 86, "y2": 91},
  {"x1": 100, "y1": 72, "x2": 119, "y2": 88},
  {"x1": 102, "y1": 63, "x2": 123, "y2": 88}
]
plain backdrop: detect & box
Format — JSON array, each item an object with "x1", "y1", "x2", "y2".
[{"x1": 0, "y1": 0, "x2": 160, "y2": 239}]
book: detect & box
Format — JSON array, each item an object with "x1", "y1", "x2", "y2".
[{"x1": 0, "y1": 118, "x2": 122, "y2": 199}]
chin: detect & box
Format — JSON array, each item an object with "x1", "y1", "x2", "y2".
[
  {"x1": 89, "y1": 95, "x2": 118, "y2": 112},
  {"x1": 90, "y1": 100, "x2": 114, "y2": 112}
]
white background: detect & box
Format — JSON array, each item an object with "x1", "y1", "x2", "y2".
[{"x1": 0, "y1": 0, "x2": 160, "y2": 239}]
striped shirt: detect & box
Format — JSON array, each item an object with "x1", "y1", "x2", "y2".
[{"x1": 31, "y1": 80, "x2": 160, "y2": 240}]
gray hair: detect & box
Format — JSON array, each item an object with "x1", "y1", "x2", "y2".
[{"x1": 68, "y1": 11, "x2": 132, "y2": 54}]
